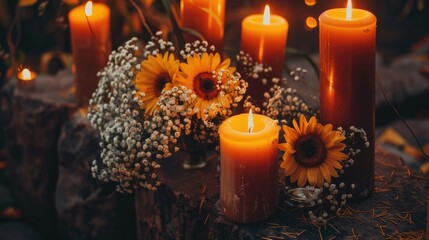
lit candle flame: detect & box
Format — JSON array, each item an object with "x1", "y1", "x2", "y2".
[
  {"x1": 248, "y1": 109, "x2": 254, "y2": 133},
  {"x1": 85, "y1": 1, "x2": 93, "y2": 17},
  {"x1": 346, "y1": 0, "x2": 352, "y2": 20},
  {"x1": 263, "y1": 5, "x2": 270, "y2": 25},
  {"x1": 22, "y1": 68, "x2": 31, "y2": 80}
]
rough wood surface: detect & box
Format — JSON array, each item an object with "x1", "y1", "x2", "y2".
[
  {"x1": 56, "y1": 111, "x2": 136, "y2": 240},
  {"x1": 208, "y1": 145, "x2": 428, "y2": 239},
  {"x1": 133, "y1": 145, "x2": 428, "y2": 239},
  {"x1": 135, "y1": 150, "x2": 220, "y2": 240},
  {"x1": 0, "y1": 71, "x2": 77, "y2": 240}
]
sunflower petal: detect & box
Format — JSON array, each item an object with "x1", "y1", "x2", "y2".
[
  {"x1": 320, "y1": 163, "x2": 332, "y2": 183},
  {"x1": 315, "y1": 167, "x2": 325, "y2": 188},
  {"x1": 307, "y1": 167, "x2": 317, "y2": 186},
  {"x1": 297, "y1": 168, "x2": 308, "y2": 187},
  {"x1": 299, "y1": 114, "x2": 308, "y2": 134},
  {"x1": 283, "y1": 158, "x2": 299, "y2": 175},
  {"x1": 289, "y1": 167, "x2": 300, "y2": 183},
  {"x1": 327, "y1": 151, "x2": 349, "y2": 161}
]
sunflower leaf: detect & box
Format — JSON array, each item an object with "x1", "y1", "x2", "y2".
[
  {"x1": 197, "y1": 6, "x2": 222, "y2": 30},
  {"x1": 180, "y1": 27, "x2": 205, "y2": 41},
  {"x1": 160, "y1": 0, "x2": 185, "y2": 50}
]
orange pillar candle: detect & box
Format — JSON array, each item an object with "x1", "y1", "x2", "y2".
[
  {"x1": 180, "y1": 0, "x2": 225, "y2": 51},
  {"x1": 319, "y1": 0, "x2": 376, "y2": 199},
  {"x1": 69, "y1": 1, "x2": 111, "y2": 104},
  {"x1": 218, "y1": 111, "x2": 280, "y2": 222},
  {"x1": 240, "y1": 5, "x2": 288, "y2": 103}
]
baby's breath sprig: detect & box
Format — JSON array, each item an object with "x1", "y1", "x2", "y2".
[
  {"x1": 143, "y1": 31, "x2": 175, "y2": 59},
  {"x1": 236, "y1": 51, "x2": 272, "y2": 80},
  {"x1": 88, "y1": 37, "x2": 197, "y2": 192},
  {"x1": 305, "y1": 127, "x2": 369, "y2": 224},
  {"x1": 180, "y1": 40, "x2": 216, "y2": 59},
  {"x1": 88, "y1": 33, "x2": 247, "y2": 192},
  {"x1": 262, "y1": 84, "x2": 316, "y2": 125}
]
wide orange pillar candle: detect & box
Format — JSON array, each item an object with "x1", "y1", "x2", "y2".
[
  {"x1": 218, "y1": 113, "x2": 280, "y2": 222},
  {"x1": 180, "y1": 0, "x2": 225, "y2": 51},
  {"x1": 241, "y1": 5, "x2": 288, "y2": 103},
  {"x1": 69, "y1": 1, "x2": 111, "y2": 104},
  {"x1": 319, "y1": 2, "x2": 376, "y2": 199}
]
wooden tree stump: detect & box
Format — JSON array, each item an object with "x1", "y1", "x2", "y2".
[
  {"x1": 135, "y1": 151, "x2": 220, "y2": 240},
  {"x1": 0, "y1": 71, "x2": 77, "y2": 240},
  {"x1": 56, "y1": 112, "x2": 136, "y2": 240}
]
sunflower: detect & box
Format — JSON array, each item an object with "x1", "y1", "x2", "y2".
[
  {"x1": 175, "y1": 52, "x2": 236, "y2": 119},
  {"x1": 135, "y1": 52, "x2": 179, "y2": 115},
  {"x1": 278, "y1": 115, "x2": 349, "y2": 187}
]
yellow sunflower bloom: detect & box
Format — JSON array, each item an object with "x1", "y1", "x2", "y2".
[
  {"x1": 175, "y1": 52, "x2": 236, "y2": 119},
  {"x1": 135, "y1": 52, "x2": 179, "y2": 115},
  {"x1": 278, "y1": 115, "x2": 349, "y2": 187}
]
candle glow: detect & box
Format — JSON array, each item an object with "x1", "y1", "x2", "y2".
[
  {"x1": 18, "y1": 68, "x2": 36, "y2": 81},
  {"x1": 248, "y1": 109, "x2": 254, "y2": 133},
  {"x1": 263, "y1": 5, "x2": 270, "y2": 25},
  {"x1": 85, "y1": 1, "x2": 92, "y2": 16},
  {"x1": 346, "y1": 0, "x2": 352, "y2": 20},
  {"x1": 22, "y1": 69, "x2": 32, "y2": 80},
  {"x1": 17, "y1": 68, "x2": 36, "y2": 87}
]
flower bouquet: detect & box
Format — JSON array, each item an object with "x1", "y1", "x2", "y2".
[
  {"x1": 88, "y1": 32, "x2": 246, "y2": 192},
  {"x1": 88, "y1": 30, "x2": 371, "y2": 223}
]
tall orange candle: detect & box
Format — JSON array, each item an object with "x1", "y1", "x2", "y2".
[
  {"x1": 241, "y1": 5, "x2": 288, "y2": 103},
  {"x1": 218, "y1": 111, "x2": 280, "y2": 222},
  {"x1": 180, "y1": 0, "x2": 225, "y2": 51},
  {"x1": 319, "y1": 0, "x2": 376, "y2": 199},
  {"x1": 69, "y1": 1, "x2": 111, "y2": 104}
]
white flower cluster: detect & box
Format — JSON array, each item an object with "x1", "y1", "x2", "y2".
[
  {"x1": 339, "y1": 126, "x2": 370, "y2": 172},
  {"x1": 202, "y1": 69, "x2": 247, "y2": 126},
  {"x1": 237, "y1": 53, "x2": 317, "y2": 121},
  {"x1": 307, "y1": 127, "x2": 369, "y2": 223},
  {"x1": 261, "y1": 83, "x2": 316, "y2": 124},
  {"x1": 307, "y1": 182, "x2": 355, "y2": 224},
  {"x1": 88, "y1": 37, "x2": 196, "y2": 192},
  {"x1": 236, "y1": 51, "x2": 272, "y2": 80},
  {"x1": 186, "y1": 68, "x2": 247, "y2": 145},
  {"x1": 180, "y1": 40, "x2": 215, "y2": 59},
  {"x1": 143, "y1": 31, "x2": 175, "y2": 58}
]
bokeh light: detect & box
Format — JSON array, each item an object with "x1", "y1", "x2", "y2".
[
  {"x1": 304, "y1": 0, "x2": 316, "y2": 7},
  {"x1": 305, "y1": 16, "x2": 318, "y2": 30}
]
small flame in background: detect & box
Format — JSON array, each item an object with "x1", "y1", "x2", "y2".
[{"x1": 22, "y1": 68, "x2": 31, "y2": 80}]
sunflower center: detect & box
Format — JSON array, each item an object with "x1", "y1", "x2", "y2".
[
  {"x1": 154, "y1": 73, "x2": 171, "y2": 97},
  {"x1": 193, "y1": 72, "x2": 218, "y2": 100},
  {"x1": 294, "y1": 134, "x2": 327, "y2": 168}
]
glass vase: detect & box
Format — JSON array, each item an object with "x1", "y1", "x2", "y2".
[{"x1": 181, "y1": 135, "x2": 207, "y2": 169}]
